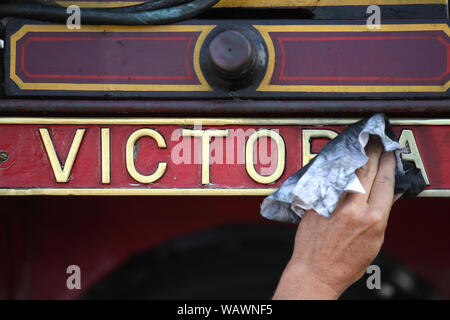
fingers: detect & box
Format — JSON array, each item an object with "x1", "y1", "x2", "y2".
[
  {"x1": 368, "y1": 151, "x2": 396, "y2": 220},
  {"x1": 347, "y1": 135, "x2": 383, "y2": 203}
]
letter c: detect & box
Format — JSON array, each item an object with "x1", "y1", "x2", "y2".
[{"x1": 126, "y1": 129, "x2": 167, "y2": 184}]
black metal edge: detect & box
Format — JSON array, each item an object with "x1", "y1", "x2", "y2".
[{"x1": 0, "y1": 99, "x2": 449, "y2": 117}]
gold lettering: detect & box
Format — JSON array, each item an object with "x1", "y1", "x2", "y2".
[
  {"x1": 245, "y1": 129, "x2": 285, "y2": 184},
  {"x1": 302, "y1": 129, "x2": 338, "y2": 166},
  {"x1": 39, "y1": 128, "x2": 86, "y2": 183},
  {"x1": 126, "y1": 129, "x2": 167, "y2": 184},
  {"x1": 399, "y1": 129, "x2": 430, "y2": 185},
  {"x1": 101, "y1": 128, "x2": 110, "y2": 184},
  {"x1": 182, "y1": 129, "x2": 229, "y2": 185}
]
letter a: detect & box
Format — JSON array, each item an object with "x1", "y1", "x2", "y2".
[
  {"x1": 66, "y1": 5, "x2": 81, "y2": 30},
  {"x1": 66, "y1": 265, "x2": 81, "y2": 290},
  {"x1": 366, "y1": 265, "x2": 381, "y2": 290},
  {"x1": 366, "y1": 5, "x2": 381, "y2": 30}
]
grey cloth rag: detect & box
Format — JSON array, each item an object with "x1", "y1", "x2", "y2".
[{"x1": 260, "y1": 114, "x2": 408, "y2": 224}]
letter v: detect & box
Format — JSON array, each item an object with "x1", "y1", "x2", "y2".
[{"x1": 39, "y1": 128, "x2": 86, "y2": 183}]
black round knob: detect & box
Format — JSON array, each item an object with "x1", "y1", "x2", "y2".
[{"x1": 208, "y1": 30, "x2": 255, "y2": 80}]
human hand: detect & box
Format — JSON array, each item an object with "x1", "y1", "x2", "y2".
[{"x1": 273, "y1": 136, "x2": 398, "y2": 299}]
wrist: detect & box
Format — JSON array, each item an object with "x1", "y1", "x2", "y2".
[{"x1": 273, "y1": 261, "x2": 343, "y2": 300}]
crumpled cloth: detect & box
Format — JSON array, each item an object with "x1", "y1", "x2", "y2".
[{"x1": 260, "y1": 113, "x2": 426, "y2": 224}]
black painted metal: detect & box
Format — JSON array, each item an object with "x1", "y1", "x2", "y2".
[
  {"x1": 0, "y1": 99, "x2": 449, "y2": 116},
  {"x1": 201, "y1": 5, "x2": 448, "y2": 20},
  {"x1": 0, "y1": 0, "x2": 219, "y2": 25}
]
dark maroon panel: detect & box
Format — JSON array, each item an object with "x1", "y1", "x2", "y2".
[
  {"x1": 16, "y1": 32, "x2": 201, "y2": 86},
  {"x1": 270, "y1": 31, "x2": 449, "y2": 86}
]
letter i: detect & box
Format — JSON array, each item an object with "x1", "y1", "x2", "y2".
[{"x1": 101, "y1": 128, "x2": 111, "y2": 184}]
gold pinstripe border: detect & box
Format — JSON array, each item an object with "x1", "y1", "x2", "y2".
[
  {"x1": 9, "y1": 25, "x2": 215, "y2": 92},
  {"x1": 0, "y1": 188, "x2": 446, "y2": 197},
  {"x1": 0, "y1": 117, "x2": 448, "y2": 197}
]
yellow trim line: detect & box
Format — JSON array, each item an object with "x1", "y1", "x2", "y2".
[{"x1": 0, "y1": 188, "x2": 446, "y2": 197}]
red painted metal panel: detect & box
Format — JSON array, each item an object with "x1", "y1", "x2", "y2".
[
  {"x1": 0, "y1": 119, "x2": 447, "y2": 194},
  {"x1": 0, "y1": 215, "x2": 10, "y2": 299},
  {"x1": 2, "y1": 196, "x2": 450, "y2": 299},
  {"x1": 1, "y1": 5, "x2": 449, "y2": 301}
]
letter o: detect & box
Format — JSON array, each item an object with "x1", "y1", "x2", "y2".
[
  {"x1": 245, "y1": 129, "x2": 285, "y2": 184},
  {"x1": 126, "y1": 129, "x2": 167, "y2": 184}
]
